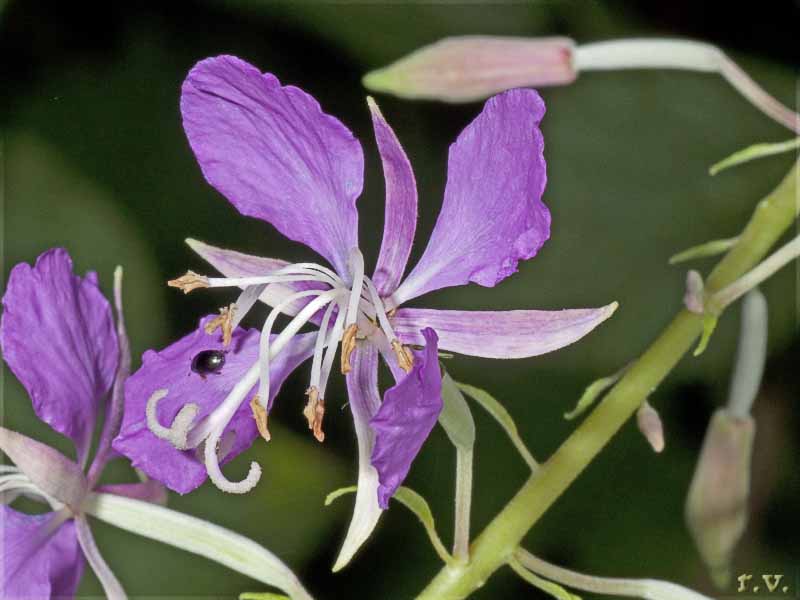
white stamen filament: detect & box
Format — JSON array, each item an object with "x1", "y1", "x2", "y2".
[
  {"x1": 0, "y1": 473, "x2": 63, "y2": 510},
  {"x1": 207, "y1": 263, "x2": 343, "y2": 289},
  {"x1": 319, "y1": 300, "x2": 348, "y2": 398},
  {"x1": 208, "y1": 274, "x2": 330, "y2": 288},
  {"x1": 344, "y1": 250, "x2": 365, "y2": 327},
  {"x1": 186, "y1": 364, "x2": 260, "y2": 449},
  {"x1": 258, "y1": 288, "x2": 344, "y2": 409},
  {"x1": 310, "y1": 301, "x2": 338, "y2": 390},
  {"x1": 362, "y1": 275, "x2": 399, "y2": 343}
]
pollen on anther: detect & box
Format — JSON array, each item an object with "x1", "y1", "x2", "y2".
[
  {"x1": 303, "y1": 387, "x2": 325, "y2": 442},
  {"x1": 167, "y1": 270, "x2": 209, "y2": 294},
  {"x1": 340, "y1": 324, "x2": 359, "y2": 374},
  {"x1": 205, "y1": 304, "x2": 236, "y2": 347},
  {"x1": 392, "y1": 339, "x2": 414, "y2": 373},
  {"x1": 250, "y1": 395, "x2": 270, "y2": 442}
]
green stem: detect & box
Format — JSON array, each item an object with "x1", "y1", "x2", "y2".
[
  {"x1": 415, "y1": 162, "x2": 798, "y2": 600},
  {"x1": 453, "y1": 446, "x2": 474, "y2": 563}
]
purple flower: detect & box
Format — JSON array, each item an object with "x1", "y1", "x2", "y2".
[
  {"x1": 113, "y1": 55, "x2": 616, "y2": 567},
  {"x1": 1, "y1": 249, "x2": 165, "y2": 599}
]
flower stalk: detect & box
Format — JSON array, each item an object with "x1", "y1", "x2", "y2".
[{"x1": 414, "y1": 162, "x2": 797, "y2": 600}]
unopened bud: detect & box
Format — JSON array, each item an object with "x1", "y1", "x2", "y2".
[
  {"x1": 363, "y1": 36, "x2": 576, "y2": 102},
  {"x1": 685, "y1": 409, "x2": 755, "y2": 588},
  {"x1": 636, "y1": 400, "x2": 665, "y2": 453},
  {"x1": 683, "y1": 270, "x2": 705, "y2": 314}
]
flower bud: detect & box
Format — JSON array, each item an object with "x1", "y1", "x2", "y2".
[
  {"x1": 363, "y1": 36, "x2": 576, "y2": 102},
  {"x1": 636, "y1": 400, "x2": 665, "y2": 453},
  {"x1": 685, "y1": 409, "x2": 755, "y2": 588}
]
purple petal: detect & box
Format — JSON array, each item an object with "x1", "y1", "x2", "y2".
[
  {"x1": 113, "y1": 316, "x2": 315, "y2": 494},
  {"x1": 368, "y1": 98, "x2": 418, "y2": 296},
  {"x1": 370, "y1": 328, "x2": 442, "y2": 508},
  {"x1": 187, "y1": 239, "x2": 326, "y2": 319},
  {"x1": 2, "y1": 507, "x2": 84, "y2": 599},
  {"x1": 392, "y1": 304, "x2": 618, "y2": 359},
  {"x1": 0, "y1": 248, "x2": 119, "y2": 459},
  {"x1": 333, "y1": 344, "x2": 382, "y2": 572},
  {"x1": 392, "y1": 90, "x2": 550, "y2": 305},
  {"x1": 0, "y1": 426, "x2": 88, "y2": 509},
  {"x1": 181, "y1": 56, "x2": 363, "y2": 276}
]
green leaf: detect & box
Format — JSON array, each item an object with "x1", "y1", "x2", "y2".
[
  {"x1": 240, "y1": 594, "x2": 290, "y2": 600},
  {"x1": 509, "y1": 558, "x2": 582, "y2": 600},
  {"x1": 669, "y1": 237, "x2": 739, "y2": 265},
  {"x1": 709, "y1": 138, "x2": 800, "y2": 175},
  {"x1": 439, "y1": 373, "x2": 476, "y2": 450},
  {"x1": 693, "y1": 314, "x2": 719, "y2": 357},
  {"x1": 84, "y1": 493, "x2": 313, "y2": 600},
  {"x1": 325, "y1": 486, "x2": 452, "y2": 564},
  {"x1": 563, "y1": 370, "x2": 625, "y2": 421},
  {"x1": 456, "y1": 382, "x2": 539, "y2": 470}
]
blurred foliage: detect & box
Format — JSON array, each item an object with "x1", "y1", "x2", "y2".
[{"x1": 1, "y1": 1, "x2": 798, "y2": 599}]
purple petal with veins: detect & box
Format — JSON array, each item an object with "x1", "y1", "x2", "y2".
[
  {"x1": 370, "y1": 328, "x2": 442, "y2": 508},
  {"x1": 392, "y1": 304, "x2": 618, "y2": 359},
  {"x1": 181, "y1": 55, "x2": 363, "y2": 276},
  {"x1": 368, "y1": 97, "x2": 418, "y2": 296},
  {"x1": 393, "y1": 89, "x2": 550, "y2": 304},
  {"x1": 0, "y1": 248, "x2": 118, "y2": 461}
]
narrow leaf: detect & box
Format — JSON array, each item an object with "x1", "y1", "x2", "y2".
[
  {"x1": 563, "y1": 369, "x2": 625, "y2": 421},
  {"x1": 84, "y1": 493, "x2": 313, "y2": 600},
  {"x1": 693, "y1": 314, "x2": 719, "y2": 357},
  {"x1": 324, "y1": 485, "x2": 357, "y2": 507},
  {"x1": 456, "y1": 382, "x2": 539, "y2": 470},
  {"x1": 326, "y1": 485, "x2": 452, "y2": 564},
  {"x1": 710, "y1": 138, "x2": 800, "y2": 175},
  {"x1": 669, "y1": 237, "x2": 739, "y2": 265}
]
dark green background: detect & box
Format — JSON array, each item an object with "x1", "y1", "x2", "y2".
[{"x1": 2, "y1": 1, "x2": 798, "y2": 598}]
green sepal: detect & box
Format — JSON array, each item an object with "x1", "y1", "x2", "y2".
[
  {"x1": 710, "y1": 138, "x2": 799, "y2": 175},
  {"x1": 456, "y1": 381, "x2": 538, "y2": 470},
  {"x1": 439, "y1": 372, "x2": 476, "y2": 451},
  {"x1": 325, "y1": 486, "x2": 452, "y2": 564}
]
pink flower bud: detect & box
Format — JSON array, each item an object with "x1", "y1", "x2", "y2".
[
  {"x1": 685, "y1": 409, "x2": 755, "y2": 588},
  {"x1": 363, "y1": 36, "x2": 576, "y2": 102},
  {"x1": 636, "y1": 400, "x2": 665, "y2": 453}
]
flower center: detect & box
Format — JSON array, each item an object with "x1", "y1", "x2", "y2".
[{"x1": 154, "y1": 249, "x2": 412, "y2": 494}]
